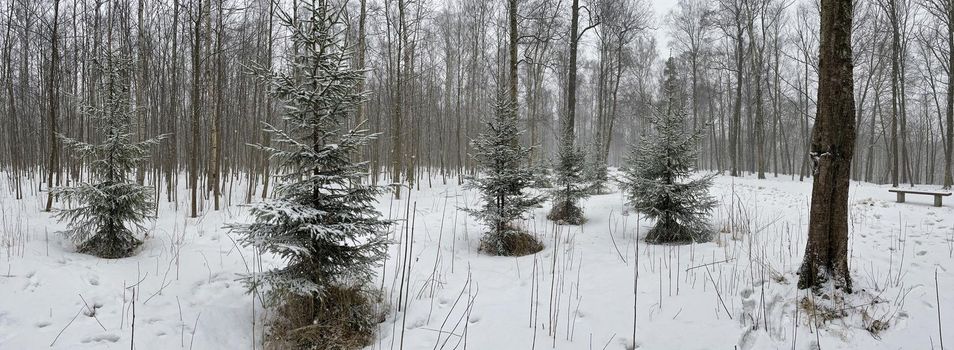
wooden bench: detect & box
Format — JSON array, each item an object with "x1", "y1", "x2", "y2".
[{"x1": 888, "y1": 188, "x2": 952, "y2": 207}]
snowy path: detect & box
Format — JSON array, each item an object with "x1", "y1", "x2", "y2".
[{"x1": 1, "y1": 174, "x2": 951, "y2": 349}]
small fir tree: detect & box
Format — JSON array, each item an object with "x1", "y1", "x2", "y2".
[
  {"x1": 547, "y1": 143, "x2": 589, "y2": 225},
  {"x1": 466, "y1": 99, "x2": 544, "y2": 256},
  {"x1": 622, "y1": 58, "x2": 716, "y2": 243},
  {"x1": 226, "y1": 2, "x2": 389, "y2": 346},
  {"x1": 53, "y1": 53, "x2": 163, "y2": 259},
  {"x1": 528, "y1": 158, "x2": 555, "y2": 188},
  {"x1": 585, "y1": 141, "x2": 610, "y2": 194}
]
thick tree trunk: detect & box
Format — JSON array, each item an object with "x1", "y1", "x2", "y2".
[{"x1": 798, "y1": 0, "x2": 855, "y2": 292}]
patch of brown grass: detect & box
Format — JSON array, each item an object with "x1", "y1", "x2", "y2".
[
  {"x1": 798, "y1": 295, "x2": 846, "y2": 324},
  {"x1": 546, "y1": 201, "x2": 586, "y2": 225},
  {"x1": 266, "y1": 285, "x2": 383, "y2": 350},
  {"x1": 479, "y1": 229, "x2": 544, "y2": 257},
  {"x1": 861, "y1": 310, "x2": 890, "y2": 338}
]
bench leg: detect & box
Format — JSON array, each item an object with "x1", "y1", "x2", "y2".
[
  {"x1": 935, "y1": 195, "x2": 943, "y2": 207},
  {"x1": 897, "y1": 192, "x2": 905, "y2": 203}
]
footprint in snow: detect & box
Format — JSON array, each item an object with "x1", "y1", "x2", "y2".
[
  {"x1": 408, "y1": 318, "x2": 426, "y2": 329},
  {"x1": 85, "y1": 273, "x2": 100, "y2": 286},
  {"x1": 621, "y1": 337, "x2": 640, "y2": 350},
  {"x1": 22, "y1": 271, "x2": 40, "y2": 292},
  {"x1": 81, "y1": 333, "x2": 120, "y2": 343},
  {"x1": 82, "y1": 302, "x2": 102, "y2": 317}
]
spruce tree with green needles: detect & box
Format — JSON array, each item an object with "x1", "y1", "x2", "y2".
[
  {"x1": 226, "y1": 2, "x2": 389, "y2": 342},
  {"x1": 466, "y1": 99, "x2": 544, "y2": 256},
  {"x1": 622, "y1": 57, "x2": 715, "y2": 244},
  {"x1": 547, "y1": 142, "x2": 589, "y2": 225},
  {"x1": 53, "y1": 53, "x2": 163, "y2": 259},
  {"x1": 585, "y1": 141, "x2": 610, "y2": 194}
]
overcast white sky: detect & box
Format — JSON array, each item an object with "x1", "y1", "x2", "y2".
[
  {"x1": 576, "y1": 0, "x2": 678, "y2": 65},
  {"x1": 650, "y1": 0, "x2": 679, "y2": 52}
]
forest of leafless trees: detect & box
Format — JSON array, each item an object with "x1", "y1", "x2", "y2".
[{"x1": 0, "y1": 0, "x2": 952, "y2": 215}]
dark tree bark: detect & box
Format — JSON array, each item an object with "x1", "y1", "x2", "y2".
[
  {"x1": 390, "y1": 0, "x2": 407, "y2": 199},
  {"x1": 211, "y1": 0, "x2": 224, "y2": 211},
  {"x1": 946, "y1": 0, "x2": 954, "y2": 189},
  {"x1": 508, "y1": 0, "x2": 518, "y2": 109},
  {"x1": 45, "y1": 0, "x2": 61, "y2": 212},
  {"x1": 167, "y1": 0, "x2": 181, "y2": 203},
  {"x1": 730, "y1": 16, "x2": 743, "y2": 177},
  {"x1": 888, "y1": 0, "x2": 900, "y2": 188},
  {"x1": 797, "y1": 0, "x2": 855, "y2": 292},
  {"x1": 261, "y1": 0, "x2": 275, "y2": 199},
  {"x1": 745, "y1": 1, "x2": 766, "y2": 180},
  {"x1": 4, "y1": 0, "x2": 21, "y2": 200},
  {"x1": 136, "y1": 0, "x2": 150, "y2": 186},
  {"x1": 565, "y1": 0, "x2": 580, "y2": 145},
  {"x1": 356, "y1": 0, "x2": 368, "y2": 128},
  {"x1": 190, "y1": 0, "x2": 203, "y2": 218}
]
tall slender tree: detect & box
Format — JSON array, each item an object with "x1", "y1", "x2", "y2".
[
  {"x1": 44, "y1": 0, "x2": 61, "y2": 212},
  {"x1": 508, "y1": 0, "x2": 518, "y2": 108},
  {"x1": 190, "y1": 0, "x2": 204, "y2": 218}
]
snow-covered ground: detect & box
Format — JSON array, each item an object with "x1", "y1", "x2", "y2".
[{"x1": 1, "y1": 173, "x2": 951, "y2": 349}]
